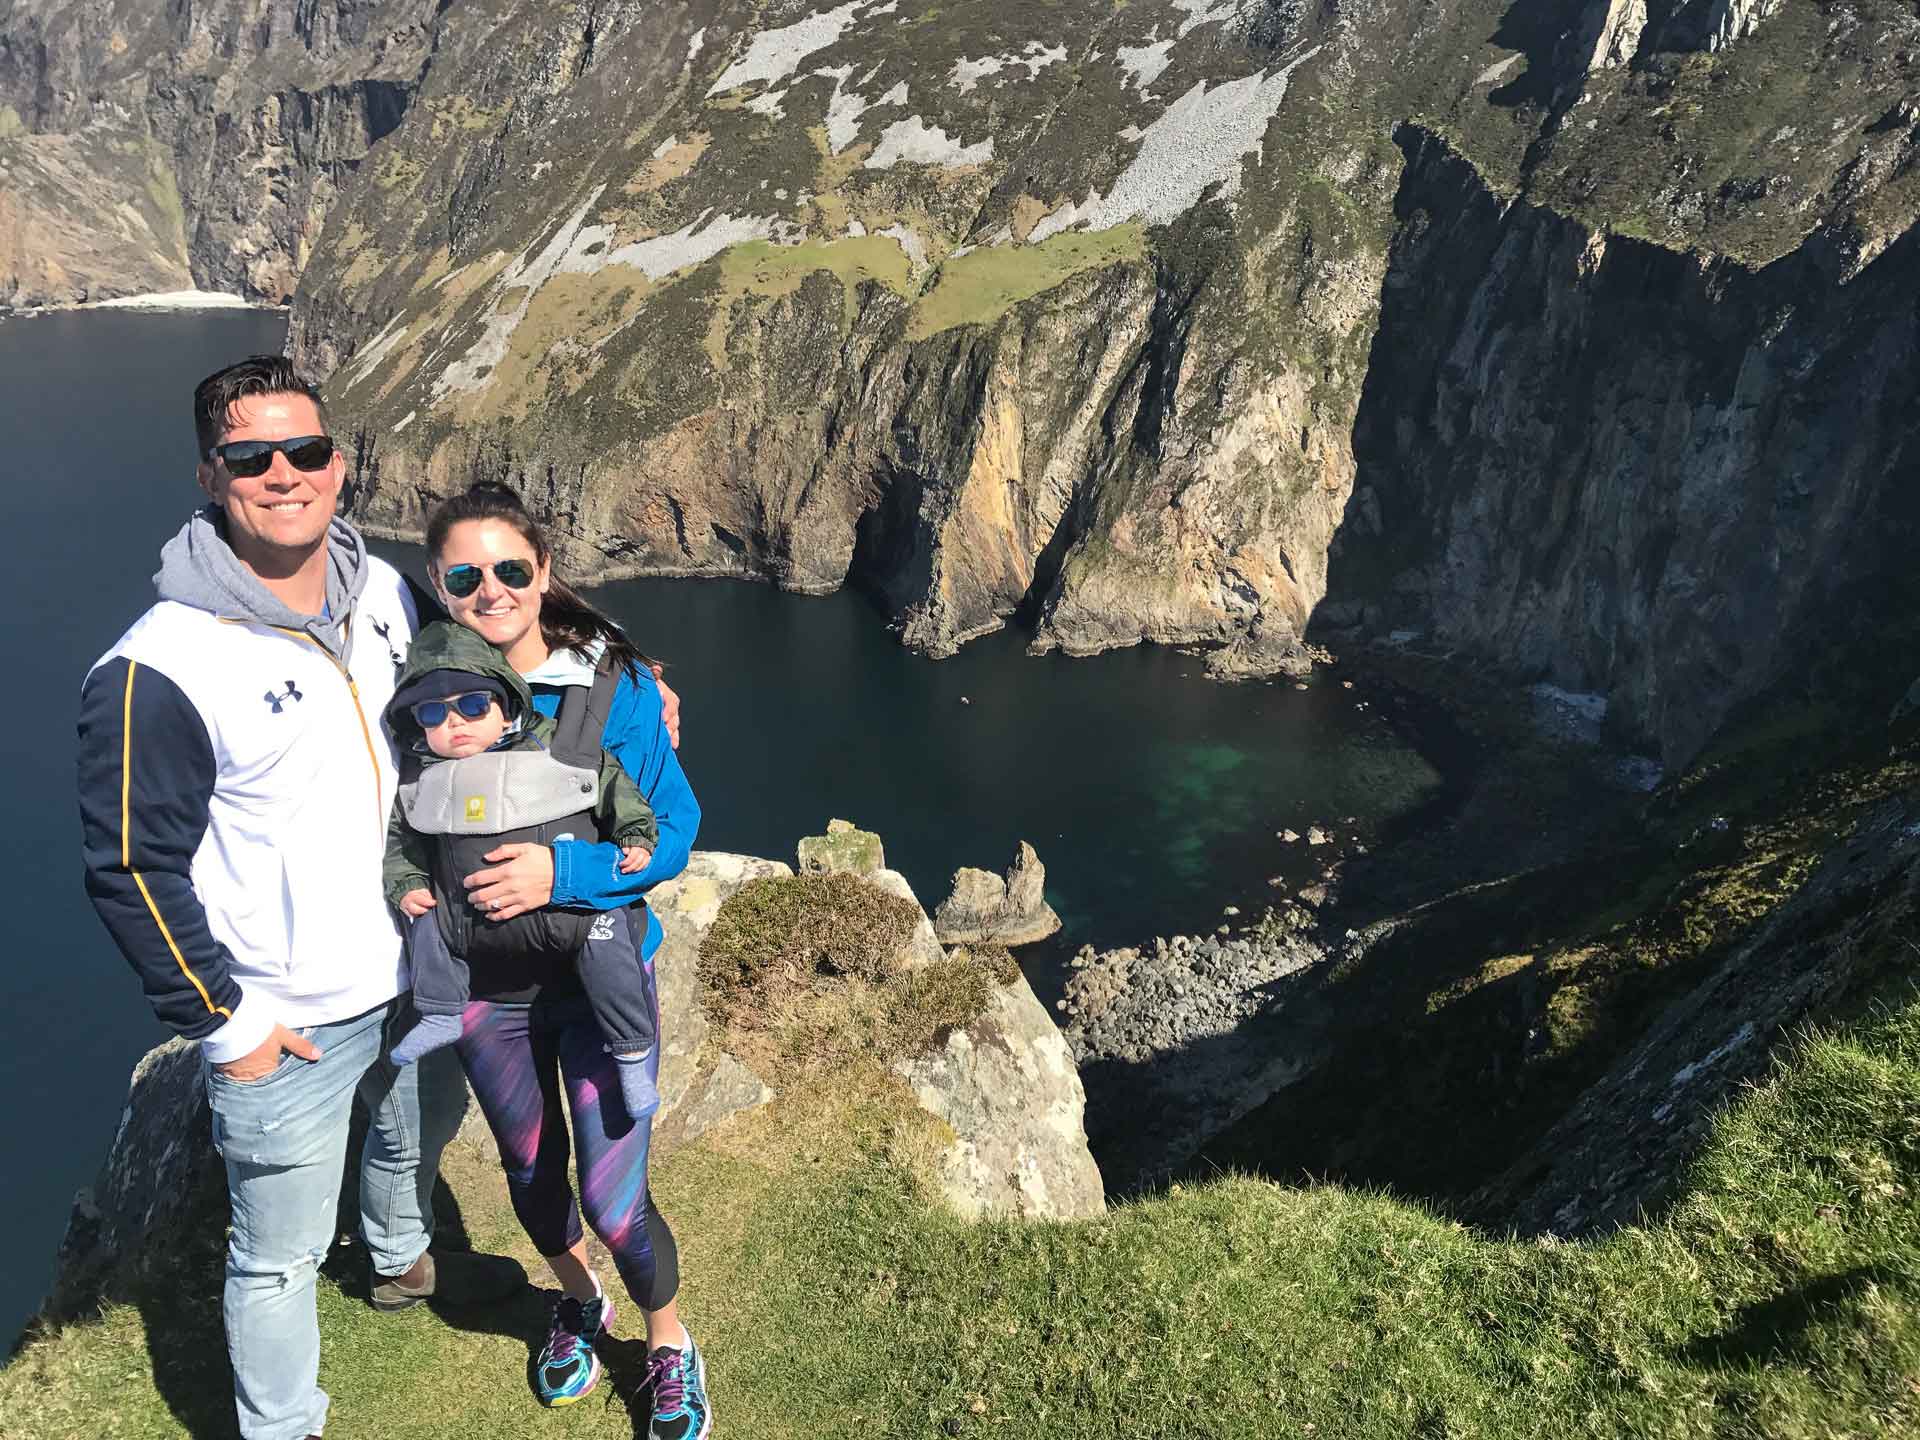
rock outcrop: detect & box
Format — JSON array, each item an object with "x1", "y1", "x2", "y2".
[
  {"x1": 797, "y1": 818, "x2": 885, "y2": 878},
  {"x1": 795, "y1": 821, "x2": 944, "y2": 967},
  {"x1": 44, "y1": 1037, "x2": 221, "y2": 1321},
  {"x1": 895, "y1": 975, "x2": 1105, "y2": 1221},
  {"x1": 932, "y1": 841, "x2": 1062, "y2": 947},
  {"x1": 644, "y1": 850, "x2": 792, "y2": 1117}
]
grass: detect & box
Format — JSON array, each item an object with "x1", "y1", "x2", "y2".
[
  {"x1": 9, "y1": 971, "x2": 1920, "y2": 1438},
  {"x1": 696, "y1": 872, "x2": 1013, "y2": 1078},
  {"x1": 704, "y1": 235, "x2": 915, "y2": 364},
  {"x1": 905, "y1": 225, "x2": 1146, "y2": 340}
]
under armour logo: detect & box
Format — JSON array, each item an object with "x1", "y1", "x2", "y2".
[{"x1": 264, "y1": 680, "x2": 303, "y2": 714}]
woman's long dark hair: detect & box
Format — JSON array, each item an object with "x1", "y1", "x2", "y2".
[{"x1": 424, "y1": 482, "x2": 655, "y2": 679}]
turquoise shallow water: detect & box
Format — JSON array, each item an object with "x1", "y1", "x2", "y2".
[{"x1": 0, "y1": 308, "x2": 1446, "y2": 1336}]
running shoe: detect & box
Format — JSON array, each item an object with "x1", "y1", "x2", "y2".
[
  {"x1": 645, "y1": 1331, "x2": 712, "y2": 1440},
  {"x1": 535, "y1": 1289, "x2": 614, "y2": 1407}
]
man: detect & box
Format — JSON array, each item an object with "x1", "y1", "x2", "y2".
[{"x1": 76, "y1": 356, "x2": 534, "y2": 1440}]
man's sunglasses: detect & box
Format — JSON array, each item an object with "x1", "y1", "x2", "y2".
[
  {"x1": 410, "y1": 691, "x2": 498, "y2": 729},
  {"x1": 440, "y1": 558, "x2": 536, "y2": 598},
  {"x1": 205, "y1": 435, "x2": 336, "y2": 478}
]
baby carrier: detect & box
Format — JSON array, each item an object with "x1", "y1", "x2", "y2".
[{"x1": 396, "y1": 660, "x2": 621, "y2": 964}]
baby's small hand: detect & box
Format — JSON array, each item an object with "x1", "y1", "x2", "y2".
[
  {"x1": 618, "y1": 846, "x2": 653, "y2": 874},
  {"x1": 399, "y1": 888, "x2": 437, "y2": 918}
]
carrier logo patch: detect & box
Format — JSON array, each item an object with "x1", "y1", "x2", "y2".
[{"x1": 464, "y1": 796, "x2": 486, "y2": 823}]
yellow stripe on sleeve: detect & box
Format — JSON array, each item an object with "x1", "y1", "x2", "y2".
[{"x1": 120, "y1": 661, "x2": 233, "y2": 1021}]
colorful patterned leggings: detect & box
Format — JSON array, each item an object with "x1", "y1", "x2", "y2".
[{"x1": 455, "y1": 993, "x2": 679, "y2": 1309}]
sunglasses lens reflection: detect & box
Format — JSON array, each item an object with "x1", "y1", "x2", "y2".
[
  {"x1": 441, "y1": 560, "x2": 535, "y2": 598},
  {"x1": 442, "y1": 565, "x2": 482, "y2": 598},
  {"x1": 214, "y1": 436, "x2": 334, "y2": 477}
]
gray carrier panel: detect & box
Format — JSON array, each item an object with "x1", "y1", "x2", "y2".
[{"x1": 398, "y1": 746, "x2": 599, "y2": 836}]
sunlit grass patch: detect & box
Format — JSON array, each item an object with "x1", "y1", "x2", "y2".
[{"x1": 905, "y1": 225, "x2": 1147, "y2": 340}]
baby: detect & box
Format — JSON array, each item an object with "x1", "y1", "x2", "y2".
[{"x1": 382, "y1": 621, "x2": 662, "y2": 1118}]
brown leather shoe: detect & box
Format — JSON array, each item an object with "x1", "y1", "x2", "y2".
[{"x1": 371, "y1": 1249, "x2": 527, "y2": 1312}]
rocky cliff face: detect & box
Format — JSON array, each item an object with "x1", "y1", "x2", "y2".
[
  {"x1": 1478, "y1": 789, "x2": 1920, "y2": 1237},
  {"x1": 288, "y1": 0, "x2": 1389, "y2": 679},
  {"x1": 1318, "y1": 124, "x2": 1920, "y2": 767},
  {"x1": 0, "y1": 0, "x2": 438, "y2": 304},
  {"x1": 7, "y1": 0, "x2": 1917, "y2": 761}
]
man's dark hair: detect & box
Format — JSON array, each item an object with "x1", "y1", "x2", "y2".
[{"x1": 193, "y1": 355, "x2": 331, "y2": 457}]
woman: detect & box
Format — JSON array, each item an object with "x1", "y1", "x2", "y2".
[{"x1": 425, "y1": 481, "x2": 709, "y2": 1439}]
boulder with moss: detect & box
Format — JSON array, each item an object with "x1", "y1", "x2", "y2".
[
  {"x1": 797, "y1": 818, "x2": 886, "y2": 878},
  {"x1": 895, "y1": 960, "x2": 1106, "y2": 1220},
  {"x1": 696, "y1": 862, "x2": 1104, "y2": 1220},
  {"x1": 796, "y1": 821, "x2": 943, "y2": 966}
]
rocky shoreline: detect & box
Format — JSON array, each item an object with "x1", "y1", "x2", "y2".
[
  {"x1": 1060, "y1": 903, "x2": 1328, "y2": 1066},
  {"x1": 1057, "y1": 877, "x2": 1361, "y2": 1188}
]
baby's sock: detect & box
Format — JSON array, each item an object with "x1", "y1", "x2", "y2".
[
  {"x1": 615, "y1": 1050, "x2": 660, "y2": 1120},
  {"x1": 391, "y1": 1012, "x2": 462, "y2": 1065}
]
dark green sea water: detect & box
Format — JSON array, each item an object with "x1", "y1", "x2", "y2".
[{"x1": 0, "y1": 308, "x2": 1445, "y2": 1336}]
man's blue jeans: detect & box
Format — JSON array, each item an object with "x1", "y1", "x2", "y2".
[{"x1": 204, "y1": 998, "x2": 466, "y2": 1440}]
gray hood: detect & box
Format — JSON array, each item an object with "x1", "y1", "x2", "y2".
[{"x1": 154, "y1": 505, "x2": 369, "y2": 660}]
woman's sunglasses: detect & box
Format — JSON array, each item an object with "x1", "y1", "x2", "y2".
[
  {"x1": 440, "y1": 558, "x2": 536, "y2": 598},
  {"x1": 410, "y1": 691, "x2": 498, "y2": 729},
  {"x1": 205, "y1": 435, "x2": 336, "y2": 478}
]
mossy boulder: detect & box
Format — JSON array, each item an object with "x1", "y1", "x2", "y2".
[{"x1": 796, "y1": 818, "x2": 886, "y2": 877}]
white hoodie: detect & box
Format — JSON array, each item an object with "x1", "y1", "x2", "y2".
[{"x1": 78, "y1": 510, "x2": 418, "y2": 1061}]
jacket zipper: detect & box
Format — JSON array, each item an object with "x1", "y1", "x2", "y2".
[{"x1": 225, "y1": 612, "x2": 387, "y2": 837}]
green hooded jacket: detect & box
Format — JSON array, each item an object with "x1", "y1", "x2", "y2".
[{"x1": 381, "y1": 620, "x2": 658, "y2": 907}]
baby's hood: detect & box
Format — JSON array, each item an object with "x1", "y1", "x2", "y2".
[{"x1": 383, "y1": 619, "x2": 536, "y2": 749}]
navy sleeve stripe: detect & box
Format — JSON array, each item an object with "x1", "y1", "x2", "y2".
[
  {"x1": 79, "y1": 656, "x2": 243, "y2": 1037},
  {"x1": 121, "y1": 663, "x2": 231, "y2": 1021}
]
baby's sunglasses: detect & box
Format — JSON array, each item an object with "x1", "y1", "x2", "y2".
[
  {"x1": 409, "y1": 690, "x2": 498, "y2": 729},
  {"x1": 205, "y1": 435, "x2": 336, "y2": 478},
  {"x1": 440, "y1": 558, "x2": 536, "y2": 598}
]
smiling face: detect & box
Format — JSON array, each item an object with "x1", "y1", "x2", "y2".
[
  {"x1": 419, "y1": 693, "x2": 509, "y2": 759},
  {"x1": 196, "y1": 392, "x2": 343, "y2": 571},
  {"x1": 433, "y1": 518, "x2": 552, "y2": 673}
]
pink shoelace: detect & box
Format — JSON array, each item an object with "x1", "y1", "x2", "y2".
[{"x1": 646, "y1": 1345, "x2": 688, "y2": 1413}]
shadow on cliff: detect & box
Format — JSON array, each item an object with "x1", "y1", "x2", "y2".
[
  {"x1": 1157, "y1": 726, "x2": 1920, "y2": 1239},
  {"x1": 1482, "y1": 0, "x2": 1577, "y2": 113}
]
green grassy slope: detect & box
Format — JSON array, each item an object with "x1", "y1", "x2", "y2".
[{"x1": 7, "y1": 973, "x2": 1918, "y2": 1439}]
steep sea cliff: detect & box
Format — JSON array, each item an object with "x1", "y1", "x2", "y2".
[{"x1": 7, "y1": 0, "x2": 1916, "y2": 766}]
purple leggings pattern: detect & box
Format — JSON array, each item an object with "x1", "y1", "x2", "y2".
[{"x1": 455, "y1": 994, "x2": 679, "y2": 1309}]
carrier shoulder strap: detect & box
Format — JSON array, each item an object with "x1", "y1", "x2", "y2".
[{"x1": 548, "y1": 654, "x2": 622, "y2": 770}]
